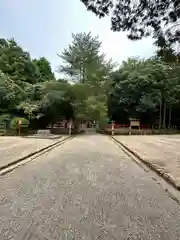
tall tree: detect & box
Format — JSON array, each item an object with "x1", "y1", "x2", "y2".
[
  {"x1": 59, "y1": 32, "x2": 116, "y2": 123},
  {"x1": 0, "y1": 38, "x2": 39, "y2": 85},
  {"x1": 40, "y1": 80, "x2": 74, "y2": 123},
  {"x1": 109, "y1": 58, "x2": 177, "y2": 127},
  {"x1": 33, "y1": 57, "x2": 55, "y2": 82},
  {"x1": 59, "y1": 32, "x2": 103, "y2": 83},
  {"x1": 0, "y1": 37, "x2": 77, "y2": 129},
  {"x1": 154, "y1": 33, "x2": 180, "y2": 128},
  {"x1": 0, "y1": 70, "x2": 24, "y2": 113},
  {"x1": 154, "y1": 32, "x2": 177, "y2": 63}
]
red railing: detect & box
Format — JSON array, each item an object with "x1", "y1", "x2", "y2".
[{"x1": 105, "y1": 123, "x2": 151, "y2": 129}]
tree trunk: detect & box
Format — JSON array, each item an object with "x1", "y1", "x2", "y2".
[
  {"x1": 168, "y1": 107, "x2": 172, "y2": 129},
  {"x1": 158, "y1": 98, "x2": 162, "y2": 129},
  {"x1": 162, "y1": 100, "x2": 166, "y2": 129},
  {"x1": 79, "y1": 64, "x2": 82, "y2": 83},
  {"x1": 82, "y1": 63, "x2": 85, "y2": 84}
]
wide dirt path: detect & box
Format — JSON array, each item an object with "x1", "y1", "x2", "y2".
[
  {"x1": 0, "y1": 136, "x2": 64, "y2": 169},
  {"x1": 114, "y1": 135, "x2": 180, "y2": 188},
  {"x1": 0, "y1": 135, "x2": 180, "y2": 239}
]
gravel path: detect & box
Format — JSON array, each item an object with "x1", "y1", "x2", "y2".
[
  {"x1": 114, "y1": 135, "x2": 180, "y2": 188},
  {"x1": 0, "y1": 135, "x2": 180, "y2": 239},
  {"x1": 0, "y1": 136, "x2": 63, "y2": 169}
]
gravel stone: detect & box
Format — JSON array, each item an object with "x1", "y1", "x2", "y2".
[{"x1": 0, "y1": 135, "x2": 180, "y2": 239}]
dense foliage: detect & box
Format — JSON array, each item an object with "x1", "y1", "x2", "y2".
[
  {"x1": 1, "y1": 32, "x2": 180, "y2": 131},
  {"x1": 109, "y1": 55, "x2": 180, "y2": 128},
  {"x1": 10, "y1": 117, "x2": 30, "y2": 130},
  {"x1": 0, "y1": 34, "x2": 113, "y2": 132},
  {"x1": 59, "y1": 32, "x2": 113, "y2": 122},
  {"x1": 0, "y1": 38, "x2": 74, "y2": 130}
]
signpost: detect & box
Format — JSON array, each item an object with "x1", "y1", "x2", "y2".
[
  {"x1": 130, "y1": 120, "x2": 140, "y2": 127},
  {"x1": 129, "y1": 118, "x2": 140, "y2": 135}
]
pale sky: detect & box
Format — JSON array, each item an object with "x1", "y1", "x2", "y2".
[{"x1": 0, "y1": 0, "x2": 155, "y2": 77}]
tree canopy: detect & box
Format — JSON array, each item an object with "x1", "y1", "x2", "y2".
[
  {"x1": 0, "y1": 38, "x2": 68, "y2": 129},
  {"x1": 58, "y1": 32, "x2": 114, "y2": 122},
  {"x1": 109, "y1": 56, "x2": 180, "y2": 128},
  {"x1": 59, "y1": 32, "x2": 105, "y2": 83},
  {"x1": 81, "y1": 0, "x2": 180, "y2": 44},
  {"x1": 1, "y1": 31, "x2": 180, "y2": 132},
  {"x1": 0, "y1": 34, "x2": 113, "y2": 131},
  {"x1": 33, "y1": 57, "x2": 55, "y2": 82}
]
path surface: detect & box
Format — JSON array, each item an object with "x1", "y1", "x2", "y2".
[
  {"x1": 115, "y1": 135, "x2": 180, "y2": 188},
  {"x1": 0, "y1": 136, "x2": 63, "y2": 169},
  {"x1": 0, "y1": 135, "x2": 180, "y2": 239}
]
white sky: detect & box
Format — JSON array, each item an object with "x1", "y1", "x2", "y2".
[{"x1": 0, "y1": 0, "x2": 156, "y2": 79}]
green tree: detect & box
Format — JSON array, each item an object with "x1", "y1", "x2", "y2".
[
  {"x1": 70, "y1": 83, "x2": 89, "y2": 120},
  {"x1": 58, "y1": 32, "x2": 115, "y2": 125},
  {"x1": 0, "y1": 37, "x2": 76, "y2": 130},
  {"x1": 85, "y1": 96, "x2": 107, "y2": 121},
  {"x1": 10, "y1": 117, "x2": 30, "y2": 130},
  {"x1": 109, "y1": 58, "x2": 177, "y2": 128},
  {"x1": 70, "y1": 83, "x2": 108, "y2": 123},
  {"x1": 3, "y1": 34, "x2": 180, "y2": 131},
  {"x1": 154, "y1": 33, "x2": 180, "y2": 128},
  {"x1": 0, "y1": 70, "x2": 25, "y2": 113},
  {"x1": 40, "y1": 80, "x2": 74, "y2": 124},
  {"x1": 0, "y1": 38, "x2": 39, "y2": 85},
  {"x1": 33, "y1": 57, "x2": 55, "y2": 82},
  {"x1": 59, "y1": 32, "x2": 103, "y2": 83}
]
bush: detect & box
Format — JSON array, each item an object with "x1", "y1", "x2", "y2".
[
  {"x1": 10, "y1": 117, "x2": 30, "y2": 130},
  {"x1": 0, "y1": 114, "x2": 12, "y2": 128}
]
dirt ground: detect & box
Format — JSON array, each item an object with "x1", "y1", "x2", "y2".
[
  {"x1": 0, "y1": 136, "x2": 63, "y2": 169},
  {"x1": 114, "y1": 135, "x2": 180, "y2": 188},
  {"x1": 1, "y1": 135, "x2": 180, "y2": 239}
]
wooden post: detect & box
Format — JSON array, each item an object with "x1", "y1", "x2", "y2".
[
  {"x1": 68, "y1": 119, "x2": 72, "y2": 135},
  {"x1": 18, "y1": 119, "x2": 22, "y2": 136},
  {"x1": 69, "y1": 124, "x2": 72, "y2": 135},
  {"x1": 112, "y1": 121, "x2": 114, "y2": 135}
]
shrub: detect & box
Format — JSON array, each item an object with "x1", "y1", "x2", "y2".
[
  {"x1": 0, "y1": 114, "x2": 12, "y2": 127},
  {"x1": 10, "y1": 117, "x2": 30, "y2": 130}
]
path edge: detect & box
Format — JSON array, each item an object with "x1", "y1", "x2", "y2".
[
  {"x1": 111, "y1": 136, "x2": 180, "y2": 191},
  {"x1": 0, "y1": 135, "x2": 73, "y2": 172}
]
